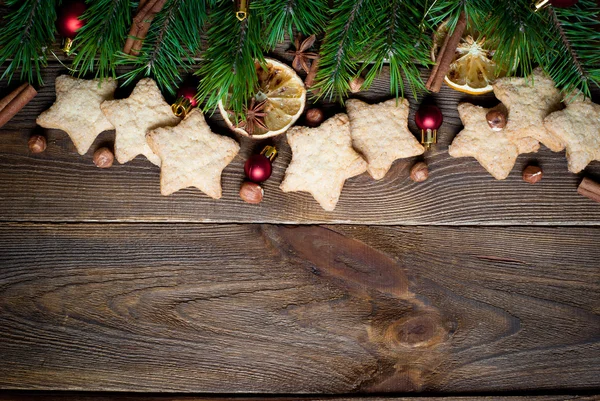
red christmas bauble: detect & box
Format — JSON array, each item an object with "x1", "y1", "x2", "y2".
[
  {"x1": 415, "y1": 104, "x2": 443, "y2": 131},
  {"x1": 244, "y1": 154, "x2": 272, "y2": 183},
  {"x1": 56, "y1": 0, "x2": 87, "y2": 38},
  {"x1": 176, "y1": 85, "x2": 198, "y2": 107},
  {"x1": 550, "y1": 0, "x2": 578, "y2": 7}
]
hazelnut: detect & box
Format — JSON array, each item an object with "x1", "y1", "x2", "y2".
[
  {"x1": 486, "y1": 109, "x2": 507, "y2": 131},
  {"x1": 93, "y1": 147, "x2": 114, "y2": 168},
  {"x1": 349, "y1": 76, "x2": 365, "y2": 93},
  {"x1": 239, "y1": 181, "x2": 264, "y2": 204},
  {"x1": 28, "y1": 135, "x2": 46, "y2": 153},
  {"x1": 522, "y1": 165, "x2": 543, "y2": 184},
  {"x1": 410, "y1": 161, "x2": 429, "y2": 182},
  {"x1": 305, "y1": 108, "x2": 325, "y2": 127}
]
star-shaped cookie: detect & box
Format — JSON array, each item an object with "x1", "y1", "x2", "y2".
[
  {"x1": 544, "y1": 97, "x2": 600, "y2": 173},
  {"x1": 146, "y1": 109, "x2": 240, "y2": 198},
  {"x1": 280, "y1": 113, "x2": 367, "y2": 211},
  {"x1": 101, "y1": 78, "x2": 180, "y2": 166},
  {"x1": 346, "y1": 98, "x2": 424, "y2": 180},
  {"x1": 493, "y1": 68, "x2": 563, "y2": 151},
  {"x1": 36, "y1": 75, "x2": 116, "y2": 155},
  {"x1": 449, "y1": 103, "x2": 540, "y2": 179}
]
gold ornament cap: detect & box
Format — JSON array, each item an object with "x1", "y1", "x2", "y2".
[
  {"x1": 260, "y1": 145, "x2": 277, "y2": 162},
  {"x1": 420, "y1": 129, "x2": 437, "y2": 150},
  {"x1": 235, "y1": 0, "x2": 248, "y2": 20},
  {"x1": 61, "y1": 38, "x2": 74, "y2": 55},
  {"x1": 171, "y1": 97, "x2": 193, "y2": 118}
]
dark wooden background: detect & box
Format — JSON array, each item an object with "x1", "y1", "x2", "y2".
[{"x1": 0, "y1": 38, "x2": 599, "y2": 399}]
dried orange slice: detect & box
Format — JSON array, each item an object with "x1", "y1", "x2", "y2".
[
  {"x1": 219, "y1": 58, "x2": 306, "y2": 139},
  {"x1": 432, "y1": 21, "x2": 504, "y2": 95}
]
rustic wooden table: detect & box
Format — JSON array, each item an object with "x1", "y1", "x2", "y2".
[{"x1": 0, "y1": 50, "x2": 599, "y2": 400}]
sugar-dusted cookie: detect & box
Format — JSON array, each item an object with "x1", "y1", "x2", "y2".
[
  {"x1": 101, "y1": 78, "x2": 180, "y2": 166},
  {"x1": 449, "y1": 103, "x2": 540, "y2": 180},
  {"x1": 36, "y1": 76, "x2": 116, "y2": 155},
  {"x1": 280, "y1": 113, "x2": 367, "y2": 211},
  {"x1": 544, "y1": 97, "x2": 600, "y2": 173},
  {"x1": 346, "y1": 98, "x2": 424, "y2": 180},
  {"x1": 493, "y1": 68, "x2": 563, "y2": 152},
  {"x1": 146, "y1": 109, "x2": 239, "y2": 198}
]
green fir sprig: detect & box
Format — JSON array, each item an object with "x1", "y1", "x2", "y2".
[
  {"x1": 256, "y1": 0, "x2": 329, "y2": 49},
  {"x1": 196, "y1": 1, "x2": 264, "y2": 118},
  {"x1": 118, "y1": 0, "x2": 207, "y2": 95},
  {"x1": 359, "y1": 0, "x2": 431, "y2": 99},
  {"x1": 0, "y1": 0, "x2": 597, "y2": 112},
  {"x1": 479, "y1": 0, "x2": 546, "y2": 77},
  {"x1": 71, "y1": 0, "x2": 133, "y2": 80},
  {"x1": 0, "y1": 0, "x2": 56, "y2": 85},
  {"x1": 542, "y1": 0, "x2": 600, "y2": 96},
  {"x1": 313, "y1": 0, "x2": 375, "y2": 101}
]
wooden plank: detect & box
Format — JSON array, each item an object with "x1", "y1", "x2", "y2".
[
  {"x1": 0, "y1": 223, "x2": 598, "y2": 392},
  {"x1": 1, "y1": 394, "x2": 599, "y2": 401},
  {"x1": 1, "y1": 64, "x2": 600, "y2": 224}
]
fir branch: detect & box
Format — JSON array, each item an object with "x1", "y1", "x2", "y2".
[
  {"x1": 256, "y1": 0, "x2": 329, "y2": 49},
  {"x1": 480, "y1": 0, "x2": 546, "y2": 76},
  {"x1": 541, "y1": 0, "x2": 600, "y2": 95},
  {"x1": 71, "y1": 0, "x2": 133, "y2": 80},
  {"x1": 427, "y1": 0, "x2": 488, "y2": 31},
  {"x1": 118, "y1": 0, "x2": 207, "y2": 95},
  {"x1": 360, "y1": 0, "x2": 431, "y2": 98},
  {"x1": 313, "y1": 0, "x2": 374, "y2": 101},
  {"x1": 196, "y1": 1, "x2": 264, "y2": 117},
  {"x1": 0, "y1": 0, "x2": 57, "y2": 85}
]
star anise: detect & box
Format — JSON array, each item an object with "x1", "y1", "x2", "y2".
[
  {"x1": 237, "y1": 98, "x2": 268, "y2": 136},
  {"x1": 287, "y1": 34, "x2": 318, "y2": 74}
]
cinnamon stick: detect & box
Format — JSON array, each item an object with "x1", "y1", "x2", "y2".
[
  {"x1": 123, "y1": 0, "x2": 167, "y2": 55},
  {"x1": 0, "y1": 83, "x2": 37, "y2": 129},
  {"x1": 577, "y1": 177, "x2": 600, "y2": 203},
  {"x1": 305, "y1": 56, "x2": 320, "y2": 88},
  {"x1": 426, "y1": 12, "x2": 467, "y2": 93},
  {"x1": 0, "y1": 83, "x2": 28, "y2": 111}
]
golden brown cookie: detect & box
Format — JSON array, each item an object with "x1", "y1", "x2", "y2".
[
  {"x1": 449, "y1": 103, "x2": 540, "y2": 180},
  {"x1": 280, "y1": 113, "x2": 367, "y2": 211},
  {"x1": 36, "y1": 76, "x2": 116, "y2": 155},
  {"x1": 544, "y1": 97, "x2": 600, "y2": 173},
  {"x1": 493, "y1": 68, "x2": 563, "y2": 151},
  {"x1": 101, "y1": 78, "x2": 180, "y2": 166},
  {"x1": 147, "y1": 109, "x2": 240, "y2": 198},
  {"x1": 346, "y1": 98, "x2": 424, "y2": 180}
]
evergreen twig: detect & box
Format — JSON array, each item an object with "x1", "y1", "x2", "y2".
[
  {"x1": 196, "y1": 1, "x2": 263, "y2": 118},
  {"x1": 256, "y1": 0, "x2": 329, "y2": 49},
  {"x1": 0, "y1": 0, "x2": 56, "y2": 85},
  {"x1": 118, "y1": 0, "x2": 207, "y2": 95},
  {"x1": 542, "y1": 0, "x2": 600, "y2": 95},
  {"x1": 71, "y1": 0, "x2": 133, "y2": 80},
  {"x1": 313, "y1": 0, "x2": 374, "y2": 101},
  {"x1": 360, "y1": 0, "x2": 431, "y2": 98},
  {"x1": 480, "y1": 0, "x2": 545, "y2": 77}
]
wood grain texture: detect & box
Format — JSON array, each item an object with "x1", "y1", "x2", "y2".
[
  {"x1": 0, "y1": 223, "x2": 598, "y2": 392},
  {"x1": 1, "y1": 64, "x2": 599, "y2": 224},
  {"x1": 2, "y1": 395, "x2": 599, "y2": 401}
]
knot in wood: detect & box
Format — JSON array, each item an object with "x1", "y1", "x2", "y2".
[{"x1": 386, "y1": 314, "x2": 444, "y2": 347}]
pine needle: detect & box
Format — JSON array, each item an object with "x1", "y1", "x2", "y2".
[
  {"x1": 195, "y1": 1, "x2": 264, "y2": 118},
  {"x1": 541, "y1": 0, "x2": 600, "y2": 96},
  {"x1": 117, "y1": 0, "x2": 207, "y2": 95},
  {"x1": 0, "y1": 0, "x2": 56, "y2": 85},
  {"x1": 257, "y1": 0, "x2": 329, "y2": 49},
  {"x1": 71, "y1": 0, "x2": 133, "y2": 80},
  {"x1": 360, "y1": 0, "x2": 431, "y2": 99},
  {"x1": 313, "y1": 0, "x2": 374, "y2": 101}
]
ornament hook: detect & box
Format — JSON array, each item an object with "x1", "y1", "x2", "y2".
[
  {"x1": 534, "y1": 0, "x2": 550, "y2": 10},
  {"x1": 235, "y1": 0, "x2": 248, "y2": 21}
]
